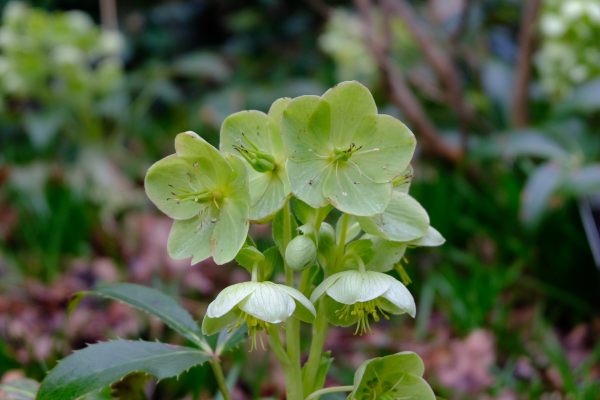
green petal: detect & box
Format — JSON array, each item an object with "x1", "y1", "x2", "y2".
[
  {"x1": 276, "y1": 284, "x2": 316, "y2": 323},
  {"x1": 287, "y1": 157, "x2": 330, "y2": 208},
  {"x1": 220, "y1": 110, "x2": 274, "y2": 155},
  {"x1": 408, "y1": 226, "x2": 445, "y2": 247},
  {"x1": 322, "y1": 81, "x2": 377, "y2": 148},
  {"x1": 175, "y1": 131, "x2": 230, "y2": 179},
  {"x1": 201, "y1": 309, "x2": 239, "y2": 335},
  {"x1": 381, "y1": 278, "x2": 416, "y2": 317},
  {"x1": 323, "y1": 162, "x2": 391, "y2": 216},
  {"x1": 167, "y1": 208, "x2": 216, "y2": 264},
  {"x1": 310, "y1": 274, "x2": 343, "y2": 303},
  {"x1": 326, "y1": 271, "x2": 392, "y2": 305},
  {"x1": 358, "y1": 192, "x2": 429, "y2": 241},
  {"x1": 144, "y1": 155, "x2": 201, "y2": 220},
  {"x1": 206, "y1": 281, "x2": 258, "y2": 317},
  {"x1": 247, "y1": 168, "x2": 288, "y2": 221},
  {"x1": 268, "y1": 97, "x2": 291, "y2": 157},
  {"x1": 364, "y1": 235, "x2": 407, "y2": 272},
  {"x1": 351, "y1": 114, "x2": 416, "y2": 183},
  {"x1": 211, "y1": 199, "x2": 249, "y2": 265},
  {"x1": 282, "y1": 95, "x2": 331, "y2": 161},
  {"x1": 239, "y1": 282, "x2": 296, "y2": 323}
]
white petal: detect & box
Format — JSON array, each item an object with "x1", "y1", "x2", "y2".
[
  {"x1": 326, "y1": 271, "x2": 392, "y2": 305},
  {"x1": 276, "y1": 283, "x2": 316, "y2": 322},
  {"x1": 310, "y1": 274, "x2": 343, "y2": 303},
  {"x1": 239, "y1": 282, "x2": 296, "y2": 323},
  {"x1": 382, "y1": 279, "x2": 416, "y2": 317},
  {"x1": 408, "y1": 226, "x2": 446, "y2": 247},
  {"x1": 206, "y1": 282, "x2": 258, "y2": 318}
]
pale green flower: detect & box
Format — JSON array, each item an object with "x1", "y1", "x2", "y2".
[
  {"x1": 202, "y1": 281, "x2": 316, "y2": 348},
  {"x1": 311, "y1": 270, "x2": 415, "y2": 335},
  {"x1": 220, "y1": 98, "x2": 292, "y2": 221},
  {"x1": 145, "y1": 131, "x2": 250, "y2": 265},
  {"x1": 282, "y1": 81, "x2": 416, "y2": 216}
]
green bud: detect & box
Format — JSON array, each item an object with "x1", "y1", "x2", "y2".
[{"x1": 285, "y1": 235, "x2": 317, "y2": 271}]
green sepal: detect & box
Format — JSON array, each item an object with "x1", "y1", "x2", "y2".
[{"x1": 347, "y1": 352, "x2": 435, "y2": 400}]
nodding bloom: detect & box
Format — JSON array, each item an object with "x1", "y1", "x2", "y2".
[
  {"x1": 310, "y1": 270, "x2": 415, "y2": 335},
  {"x1": 282, "y1": 80, "x2": 416, "y2": 217},
  {"x1": 144, "y1": 131, "x2": 250, "y2": 265},
  {"x1": 202, "y1": 281, "x2": 316, "y2": 350}
]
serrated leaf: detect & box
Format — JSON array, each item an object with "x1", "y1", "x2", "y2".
[
  {"x1": 0, "y1": 378, "x2": 39, "y2": 400},
  {"x1": 37, "y1": 340, "x2": 210, "y2": 400},
  {"x1": 348, "y1": 352, "x2": 435, "y2": 400},
  {"x1": 81, "y1": 284, "x2": 207, "y2": 348}
]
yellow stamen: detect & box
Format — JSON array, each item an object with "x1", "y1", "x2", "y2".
[
  {"x1": 229, "y1": 311, "x2": 270, "y2": 351},
  {"x1": 335, "y1": 299, "x2": 390, "y2": 335}
]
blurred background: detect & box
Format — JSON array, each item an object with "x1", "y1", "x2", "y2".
[{"x1": 0, "y1": 0, "x2": 599, "y2": 398}]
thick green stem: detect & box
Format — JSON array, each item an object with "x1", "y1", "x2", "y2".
[
  {"x1": 305, "y1": 385, "x2": 354, "y2": 400},
  {"x1": 334, "y1": 213, "x2": 350, "y2": 269},
  {"x1": 268, "y1": 326, "x2": 303, "y2": 400},
  {"x1": 302, "y1": 300, "x2": 329, "y2": 393},
  {"x1": 209, "y1": 359, "x2": 232, "y2": 400}
]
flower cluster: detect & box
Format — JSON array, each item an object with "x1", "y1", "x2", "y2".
[{"x1": 145, "y1": 81, "x2": 443, "y2": 342}]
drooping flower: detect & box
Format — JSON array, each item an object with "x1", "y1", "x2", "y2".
[
  {"x1": 310, "y1": 270, "x2": 415, "y2": 335},
  {"x1": 202, "y1": 281, "x2": 316, "y2": 349},
  {"x1": 220, "y1": 98, "x2": 292, "y2": 221},
  {"x1": 144, "y1": 131, "x2": 250, "y2": 265},
  {"x1": 282, "y1": 80, "x2": 416, "y2": 216}
]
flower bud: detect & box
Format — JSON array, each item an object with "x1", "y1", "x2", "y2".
[{"x1": 285, "y1": 235, "x2": 316, "y2": 271}]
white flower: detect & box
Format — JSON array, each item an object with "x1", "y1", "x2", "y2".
[
  {"x1": 311, "y1": 270, "x2": 415, "y2": 335},
  {"x1": 202, "y1": 281, "x2": 316, "y2": 349}
]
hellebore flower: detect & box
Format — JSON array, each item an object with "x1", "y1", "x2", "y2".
[
  {"x1": 202, "y1": 281, "x2": 316, "y2": 349},
  {"x1": 282, "y1": 80, "x2": 416, "y2": 216},
  {"x1": 220, "y1": 98, "x2": 292, "y2": 221},
  {"x1": 145, "y1": 131, "x2": 250, "y2": 265},
  {"x1": 310, "y1": 270, "x2": 415, "y2": 335}
]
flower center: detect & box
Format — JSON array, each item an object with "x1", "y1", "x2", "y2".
[
  {"x1": 232, "y1": 135, "x2": 276, "y2": 173},
  {"x1": 332, "y1": 143, "x2": 363, "y2": 162},
  {"x1": 168, "y1": 186, "x2": 223, "y2": 208},
  {"x1": 335, "y1": 299, "x2": 390, "y2": 335},
  {"x1": 231, "y1": 311, "x2": 270, "y2": 351}
]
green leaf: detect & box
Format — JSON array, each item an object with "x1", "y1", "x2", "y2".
[
  {"x1": 521, "y1": 162, "x2": 563, "y2": 225},
  {"x1": 82, "y1": 284, "x2": 206, "y2": 348},
  {"x1": 348, "y1": 352, "x2": 435, "y2": 400},
  {"x1": 37, "y1": 340, "x2": 210, "y2": 400},
  {"x1": 0, "y1": 378, "x2": 39, "y2": 400},
  {"x1": 358, "y1": 192, "x2": 429, "y2": 241}
]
